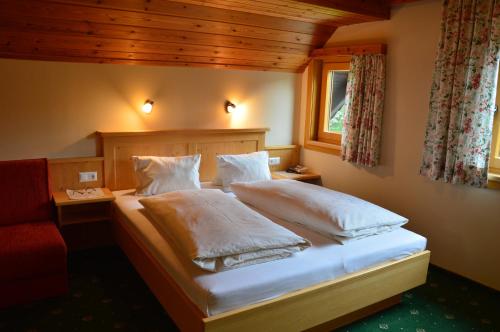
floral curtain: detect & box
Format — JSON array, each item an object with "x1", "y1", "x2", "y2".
[
  {"x1": 420, "y1": 0, "x2": 499, "y2": 188},
  {"x1": 342, "y1": 54, "x2": 386, "y2": 167}
]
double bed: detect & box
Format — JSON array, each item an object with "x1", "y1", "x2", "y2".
[{"x1": 97, "y1": 129, "x2": 430, "y2": 332}]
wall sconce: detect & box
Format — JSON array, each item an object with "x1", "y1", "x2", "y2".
[
  {"x1": 225, "y1": 100, "x2": 236, "y2": 113},
  {"x1": 142, "y1": 100, "x2": 154, "y2": 114}
]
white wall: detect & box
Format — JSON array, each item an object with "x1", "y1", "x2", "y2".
[
  {"x1": 0, "y1": 59, "x2": 299, "y2": 160},
  {"x1": 299, "y1": 0, "x2": 500, "y2": 290}
]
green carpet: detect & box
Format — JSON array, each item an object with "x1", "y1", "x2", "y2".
[{"x1": 0, "y1": 248, "x2": 498, "y2": 332}]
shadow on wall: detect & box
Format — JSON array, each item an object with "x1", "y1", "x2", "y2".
[{"x1": 50, "y1": 133, "x2": 97, "y2": 158}]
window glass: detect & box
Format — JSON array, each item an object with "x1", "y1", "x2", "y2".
[
  {"x1": 327, "y1": 70, "x2": 349, "y2": 133},
  {"x1": 316, "y1": 60, "x2": 350, "y2": 147}
]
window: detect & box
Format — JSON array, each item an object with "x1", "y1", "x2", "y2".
[
  {"x1": 303, "y1": 56, "x2": 352, "y2": 155},
  {"x1": 318, "y1": 62, "x2": 350, "y2": 145},
  {"x1": 304, "y1": 44, "x2": 385, "y2": 156}
]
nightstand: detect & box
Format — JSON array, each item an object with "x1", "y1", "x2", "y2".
[
  {"x1": 271, "y1": 171, "x2": 322, "y2": 185},
  {"x1": 53, "y1": 188, "x2": 115, "y2": 250}
]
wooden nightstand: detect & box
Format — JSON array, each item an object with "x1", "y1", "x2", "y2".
[
  {"x1": 53, "y1": 188, "x2": 115, "y2": 250},
  {"x1": 271, "y1": 171, "x2": 322, "y2": 185}
]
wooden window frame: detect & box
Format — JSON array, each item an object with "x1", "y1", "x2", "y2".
[
  {"x1": 317, "y1": 62, "x2": 350, "y2": 146},
  {"x1": 490, "y1": 110, "x2": 500, "y2": 172},
  {"x1": 304, "y1": 44, "x2": 386, "y2": 156},
  {"x1": 487, "y1": 70, "x2": 500, "y2": 189}
]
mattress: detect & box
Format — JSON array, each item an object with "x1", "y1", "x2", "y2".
[{"x1": 113, "y1": 187, "x2": 427, "y2": 316}]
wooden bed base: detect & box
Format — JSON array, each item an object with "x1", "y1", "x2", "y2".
[{"x1": 113, "y1": 207, "x2": 430, "y2": 332}]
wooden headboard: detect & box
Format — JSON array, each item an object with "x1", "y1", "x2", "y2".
[{"x1": 97, "y1": 128, "x2": 268, "y2": 190}]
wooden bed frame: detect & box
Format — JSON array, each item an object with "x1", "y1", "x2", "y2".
[{"x1": 97, "y1": 128, "x2": 430, "y2": 332}]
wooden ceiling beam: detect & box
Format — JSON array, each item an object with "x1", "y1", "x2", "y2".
[
  {"x1": 162, "y1": 0, "x2": 389, "y2": 26},
  {"x1": 295, "y1": 0, "x2": 389, "y2": 19}
]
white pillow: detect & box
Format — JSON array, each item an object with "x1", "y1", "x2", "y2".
[
  {"x1": 132, "y1": 155, "x2": 201, "y2": 196},
  {"x1": 231, "y1": 179, "x2": 408, "y2": 243},
  {"x1": 214, "y1": 151, "x2": 271, "y2": 189}
]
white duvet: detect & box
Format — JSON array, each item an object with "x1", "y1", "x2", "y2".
[
  {"x1": 139, "y1": 189, "x2": 310, "y2": 272},
  {"x1": 231, "y1": 180, "x2": 408, "y2": 243}
]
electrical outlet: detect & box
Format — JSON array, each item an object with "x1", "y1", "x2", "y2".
[
  {"x1": 268, "y1": 157, "x2": 281, "y2": 166},
  {"x1": 79, "y1": 171, "x2": 98, "y2": 183}
]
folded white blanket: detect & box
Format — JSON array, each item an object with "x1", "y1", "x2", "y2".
[
  {"x1": 231, "y1": 180, "x2": 408, "y2": 244},
  {"x1": 139, "y1": 189, "x2": 310, "y2": 272}
]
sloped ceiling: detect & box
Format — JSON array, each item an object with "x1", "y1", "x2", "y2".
[{"x1": 0, "y1": 0, "x2": 392, "y2": 72}]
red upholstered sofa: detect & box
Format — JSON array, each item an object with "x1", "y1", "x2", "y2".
[{"x1": 0, "y1": 158, "x2": 68, "y2": 308}]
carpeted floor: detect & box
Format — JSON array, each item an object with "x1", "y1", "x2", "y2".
[{"x1": 1, "y1": 248, "x2": 498, "y2": 332}]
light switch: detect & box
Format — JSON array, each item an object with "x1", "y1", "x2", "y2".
[
  {"x1": 79, "y1": 171, "x2": 98, "y2": 183},
  {"x1": 268, "y1": 157, "x2": 281, "y2": 166}
]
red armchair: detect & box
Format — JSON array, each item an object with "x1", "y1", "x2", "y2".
[{"x1": 0, "y1": 158, "x2": 68, "y2": 308}]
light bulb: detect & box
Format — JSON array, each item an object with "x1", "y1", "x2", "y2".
[
  {"x1": 225, "y1": 101, "x2": 236, "y2": 113},
  {"x1": 142, "y1": 100, "x2": 154, "y2": 114}
]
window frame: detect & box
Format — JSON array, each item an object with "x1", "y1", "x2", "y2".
[
  {"x1": 317, "y1": 62, "x2": 350, "y2": 146},
  {"x1": 488, "y1": 69, "x2": 500, "y2": 178},
  {"x1": 490, "y1": 106, "x2": 500, "y2": 171}
]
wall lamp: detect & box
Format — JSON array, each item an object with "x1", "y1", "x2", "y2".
[
  {"x1": 225, "y1": 100, "x2": 236, "y2": 113},
  {"x1": 142, "y1": 100, "x2": 154, "y2": 114}
]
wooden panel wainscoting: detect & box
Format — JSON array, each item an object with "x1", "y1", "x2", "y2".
[
  {"x1": 265, "y1": 145, "x2": 300, "y2": 172},
  {"x1": 48, "y1": 157, "x2": 104, "y2": 192}
]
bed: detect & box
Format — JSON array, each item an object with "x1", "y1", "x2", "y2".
[{"x1": 97, "y1": 129, "x2": 430, "y2": 332}]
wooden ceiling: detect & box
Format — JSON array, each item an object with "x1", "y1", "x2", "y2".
[{"x1": 0, "y1": 0, "x2": 392, "y2": 73}]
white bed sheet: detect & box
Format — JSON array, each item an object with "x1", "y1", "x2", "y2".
[{"x1": 113, "y1": 186, "x2": 427, "y2": 316}]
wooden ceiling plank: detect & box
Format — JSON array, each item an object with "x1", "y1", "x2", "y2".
[
  {"x1": 165, "y1": 0, "x2": 387, "y2": 25},
  {"x1": 0, "y1": 30, "x2": 309, "y2": 65},
  {"x1": 45, "y1": 0, "x2": 335, "y2": 36},
  {"x1": 0, "y1": 52, "x2": 302, "y2": 72},
  {"x1": 0, "y1": 1, "x2": 324, "y2": 46},
  {"x1": 0, "y1": 47, "x2": 300, "y2": 70},
  {"x1": 0, "y1": 16, "x2": 314, "y2": 55}
]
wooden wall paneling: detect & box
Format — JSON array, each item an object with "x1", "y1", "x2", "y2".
[
  {"x1": 192, "y1": 141, "x2": 261, "y2": 181},
  {"x1": 48, "y1": 157, "x2": 104, "y2": 192},
  {"x1": 265, "y1": 145, "x2": 300, "y2": 171}
]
